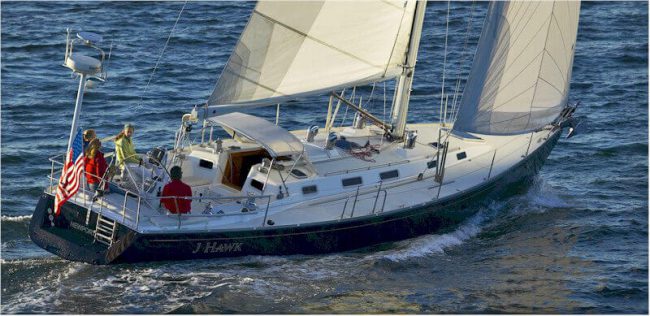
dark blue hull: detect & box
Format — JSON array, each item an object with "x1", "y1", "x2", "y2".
[{"x1": 29, "y1": 131, "x2": 562, "y2": 265}]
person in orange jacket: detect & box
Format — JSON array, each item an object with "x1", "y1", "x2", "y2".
[
  {"x1": 161, "y1": 166, "x2": 192, "y2": 214},
  {"x1": 84, "y1": 138, "x2": 108, "y2": 193}
]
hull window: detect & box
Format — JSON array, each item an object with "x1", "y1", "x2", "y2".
[
  {"x1": 456, "y1": 152, "x2": 467, "y2": 160},
  {"x1": 379, "y1": 170, "x2": 399, "y2": 180},
  {"x1": 302, "y1": 185, "x2": 318, "y2": 195},
  {"x1": 342, "y1": 177, "x2": 362, "y2": 187}
]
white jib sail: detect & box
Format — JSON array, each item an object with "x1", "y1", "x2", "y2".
[
  {"x1": 453, "y1": 1, "x2": 581, "y2": 135},
  {"x1": 207, "y1": 0, "x2": 416, "y2": 111}
]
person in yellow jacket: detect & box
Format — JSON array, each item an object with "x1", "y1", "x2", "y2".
[
  {"x1": 114, "y1": 123, "x2": 145, "y2": 191},
  {"x1": 115, "y1": 123, "x2": 141, "y2": 168}
]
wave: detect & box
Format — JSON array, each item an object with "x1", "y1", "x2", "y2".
[
  {"x1": 375, "y1": 202, "x2": 503, "y2": 262},
  {"x1": 370, "y1": 178, "x2": 572, "y2": 262},
  {"x1": 594, "y1": 142, "x2": 648, "y2": 157},
  {"x1": 1, "y1": 214, "x2": 32, "y2": 222},
  {"x1": 524, "y1": 180, "x2": 570, "y2": 209}
]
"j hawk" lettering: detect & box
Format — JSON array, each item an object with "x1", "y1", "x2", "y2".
[{"x1": 192, "y1": 242, "x2": 243, "y2": 254}]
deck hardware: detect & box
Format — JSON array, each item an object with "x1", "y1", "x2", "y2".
[
  {"x1": 306, "y1": 125, "x2": 319, "y2": 142},
  {"x1": 404, "y1": 130, "x2": 417, "y2": 149}
]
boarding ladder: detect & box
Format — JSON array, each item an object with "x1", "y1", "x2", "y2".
[{"x1": 94, "y1": 215, "x2": 117, "y2": 246}]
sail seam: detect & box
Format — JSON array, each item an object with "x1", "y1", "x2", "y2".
[
  {"x1": 498, "y1": 7, "x2": 552, "y2": 82},
  {"x1": 383, "y1": 2, "x2": 410, "y2": 78},
  {"x1": 492, "y1": 49, "x2": 544, "y2": 94},
  {"x1": 484, "y1": 83, "x2": 536, "y2": 114},
  {"x1": 525, "y1": 3, "x2": 557, "y2": 130},
  {"x1": 208, "y1": 4, "x2": 257, "y2": 106},
  {"x1": 550, "y1": 10, "x2": 569, "y2": 68},
  {"x1": 222, "y1": 67, "x2": 286, "y2": 96},
  {"x1": 543, "y1": 49, "x2": 568, "y2": 84},
  {"x1": 253, "y1": 9, "x2": 383, "y2": 70},
  {"x1": 537, "y1": 76, "x2": 564, "y2": 96},
  {"x1": 508, "y1": 2, "x2": 539, "y2": 44}
]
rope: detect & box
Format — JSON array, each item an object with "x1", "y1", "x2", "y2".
[
  {"x1": 349, "y1": 144, "x2": 381, "y2": 163},
  {"x1": 136, "y1": 1, "x2": 188, "y2": 108}
]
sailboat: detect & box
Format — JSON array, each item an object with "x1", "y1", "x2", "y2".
[{"x1": 30, "y1": 0, "x2": 581, "y2": 264}]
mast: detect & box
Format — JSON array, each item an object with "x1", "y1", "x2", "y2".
[{"x1": 390, "y1": 0, "x2": 427, "y2": 139}]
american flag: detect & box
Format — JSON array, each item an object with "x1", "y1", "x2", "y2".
[{"x1": 54, "y1": 128, "x2": 85, "y2": 215}]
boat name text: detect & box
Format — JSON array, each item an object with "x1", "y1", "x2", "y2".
[
  {"x1": 70, "y1": 221, "x2": 95, "y2": 236},
  {"x1": 192, "y1": 242, "x2": 243, "y2": 254}
]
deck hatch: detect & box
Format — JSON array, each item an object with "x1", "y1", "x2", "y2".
[{"x1": 291, "y1": 169, "x2": 308, "y2": 179}]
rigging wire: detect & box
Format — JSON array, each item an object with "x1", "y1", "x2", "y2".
[
  {"x1": 450, "y1": 1, "x2": 478, "y2": 123},
  {"x1": 136, "y1": 1, "x2": 188, "y2": 109},
  {"x1": 339, "y1": 86, "x2": 356, "y2": 127},
  {"x1": 439, "y1": 0, "x2": 451, "y2": 125}
]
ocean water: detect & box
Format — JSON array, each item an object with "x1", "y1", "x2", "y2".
[{"x1": 1, "y1": 1, "x2": 648, "y2": 313}]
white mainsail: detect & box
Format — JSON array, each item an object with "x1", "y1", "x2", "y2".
[
  {"x1": 207, "y1": 0, "x2": 416, "y2": 111},
  {"x1": 453, "y1": 1, "x2": 581, "y2": 135}
]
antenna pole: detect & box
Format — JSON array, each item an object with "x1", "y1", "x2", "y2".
[{"x1": 67, "y1": 74, "x2": 87, "y2": 152}]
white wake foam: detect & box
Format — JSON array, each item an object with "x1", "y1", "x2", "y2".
[
  {"x1": 377, "y1": 202, "x2": 503, "y2": 262},
  {"x1": 526, "y1": 180, "x2": 570, "y2": 209},
  {"x1": 1, "y1": 214, "x2": 32, "y2": 222}
]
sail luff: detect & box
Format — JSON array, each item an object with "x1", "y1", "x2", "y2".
[
  {"x1": 207, "y1": 0, "x2": 417, "y2": 111},
  {"x1": 453, "y1": 1, "x2": 581, "y2": 135}
]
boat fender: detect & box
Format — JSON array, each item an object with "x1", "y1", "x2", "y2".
[{"x1": 47, "y1": 207, "x2": 55, "y2": 227}]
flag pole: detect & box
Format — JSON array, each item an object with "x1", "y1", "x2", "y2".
[{"x1": 67, "y1": 74, "x2": 87, "y2": 153}]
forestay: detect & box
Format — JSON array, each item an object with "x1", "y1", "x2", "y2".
[
  {"x1": 207, "y1": 0, "x2": 416, "y2": 111},
  {"x1": 453, "y1": 1, "x2": 581, "y2": 135}
]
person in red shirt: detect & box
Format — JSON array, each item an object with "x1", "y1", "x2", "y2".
[
  {"x1": 161, "y1": 166, "x2": 192, "y2": 214},
  {"x1": 84, "y1": 138, "x2": 108, "y2": 193}
]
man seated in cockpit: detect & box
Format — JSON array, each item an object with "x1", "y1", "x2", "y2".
[{"x1": 161, "y1": 166, "x2": 192, "y2": 214}]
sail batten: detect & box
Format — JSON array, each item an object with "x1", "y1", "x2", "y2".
[
  {"x1": 454, "y1": 1, "x2": 581, "y2": 135},
  {"x1": 208, "y1": 0, "x2": 416, "y2": 109}
]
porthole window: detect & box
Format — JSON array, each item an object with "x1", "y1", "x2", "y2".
[
  {"x1": 342, "y1": 177, "x2": 363, "y2": 187},
  {"x1": 302, "y1": 185, "x2": 318, "y2": 195},
  {"x1": 379, "y1": 170, "x2": 399, "y2": 180}
]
